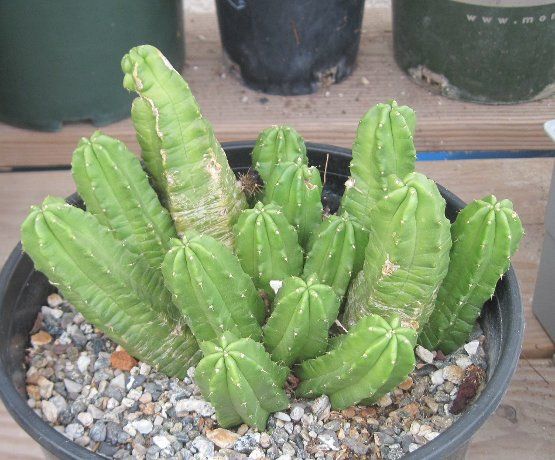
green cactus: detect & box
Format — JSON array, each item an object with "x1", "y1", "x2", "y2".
[
  {"x1": 303, "y1": 213, "x2": 369, "y2": 298},
  {"x1": 263, "y1": 275, "x2": 341, "y2": 366},
  {"x1": 195, "y1": 332, "x2": 289, "y2": 430},
  {"x1": 343, "y1": 172, "x2": 451, "y2": 329},
  {"x1": 233, "y1": 202, "x2": 303, "y2": 295},
  {"x1": 340, "y1": 100, "x2": 416, "y2": 229},
  {"x1": 162, "y1": 233, "x2": 265, "y2": 343},
  {"x1": 71, "y1": 131, "x2": 177, "y2": 271},
  {"x1": 419, "y1": 196, "x2": 524, "y2": 353},
  {"x1": 262, "y1": 159, "x2": 323, "y2": 247},
  {"x1": 296, "y1": 314, "x2": 416, "y2": 409},
  {"x1": 21, "y1": 197, "x2": 200, "y2": 378},
  {"x1": 252, "y1": 125, "x2": 307, "y2": 183},
  {"x1": 122, "y1": 44, "x2": 247, "y2": 247}
]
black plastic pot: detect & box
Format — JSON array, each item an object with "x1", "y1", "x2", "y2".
[
  {"x1": 0, "y1": 143, "x2": 523, "y2": 459},
  {"x1": 215, "y1": 0, "x2": 365, "y2": 95},
  {"x1": 0, "y1": 0, "x2": 184, "y2": 132},
  {"x1": 392, "y1": 0, "x2": 555, "y2": 104}
]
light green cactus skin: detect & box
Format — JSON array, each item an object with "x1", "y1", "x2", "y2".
[
  {"x1": 71, "y1": 131, "x2": 177, "y2": 272},
  {"x1": 195, "y1": 332, "x2": 289, "y2": 430},
  {"x1": 340, "y1": 100, "x2": 416, "y2": 230},
  {"x1": 21, "y1": 197, "x2": 200, "y2": 378},
  {"x1": 419, "y1": 195, "x2": 524, "y2": 353},
  {"x1": 252, "y1": 125, "x2": 307, "y2": 183},
  {"x1": 233, "y1": 202, "x2": 303, "y2": 295},
  {"x1": 122, "y1": 45, "x2": 247, "y2": 247},
  {"x1": 263, "y1": 275, "x2": 341, "y2": 366},
  {"x1": 303, "y1": 213, "x2": 369, "y2": 298},
  {"x1": 343, "y1": 172, "x2": 452, "y2": 329},
  {"x1": 162, "y1": 233, "x2": 265, "y2": 344},
  {"x1": 262, "y1": 159, "x2": 323, "y2": 247},
  {"x1": 296, "y1": 314, "x2": 416, "y2": 410}
]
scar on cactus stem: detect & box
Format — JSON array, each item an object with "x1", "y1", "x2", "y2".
[
  {"x1": 122, "y1": 44, "x2": 247, "y2": 247},
  {"x1": 419, "y1": 195, "x2": 524, "y2": 354},
  {"x1": 296, "y1": 314, "x2": 417, "y2": 410},
  {"x1": 20, "y1": 197, "x2": 200, "y2": 378},
  {"x1": 195, "y1": 332, "x2": 289, "y2": 430}
]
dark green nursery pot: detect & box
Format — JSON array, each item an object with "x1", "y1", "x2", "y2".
[{"x1": 0, "y1": 0, "x2": 184, "y2": 131}]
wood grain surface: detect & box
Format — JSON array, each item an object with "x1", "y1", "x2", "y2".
[{"x1": 1, "y1": 8, "x2": 554, "y2": 169}]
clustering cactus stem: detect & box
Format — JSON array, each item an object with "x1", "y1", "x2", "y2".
[
  {"x1": 303, "y1": 213, "x2": 369, "y2": 298},
  {"x1": 252, "y1": 125, "x2": 308, "y2": 183},
  {"x1": 419, "y1": 195, "x2": 524, "y2": 353},
  {"x1": 21, "y1": 197, "x2": 200, "y2": 378},
  {"x1": 233, "y1": 202, "x2": 303, "y2": 295},
  {"x1": 71, "y1": 131, "x2": 177, "y2": 271},
  {"x1": 343, "y1": 172, "x2": 451, "y2": 329},
  {"x1": 340, "y1": 100, "x2": 416, "y2": 229},
  {"x1": 263, "y1": 159, "x2": 323, "y2": 247},
  {"x1": 296, "y1": 314, "x2": 416, "y2": 409},
  {"x1": 122, "y1": 45, "x2": 247, "y2": 247},
  {"x1": 162, "y1": 233, "x2": 265, "y2": 343},
  {"x1": 195, "y1": 332, "x2": 289, "y2": 430},
  {"x1": 263, "y1": 275, "x2": 340, "y2": 366}
]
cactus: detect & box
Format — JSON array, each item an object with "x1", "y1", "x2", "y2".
[
  {"x1": 122, "y1": 45, "x2": 247, "y2": 246},
  {"x1": 263, "y1": 275, "x2": 341, "y2": 366},
  {"x1": 419, "y1": 195, "x2": 524, "y2": 353},
  {"x1": 233, "y1": 202, "x2": 303, "y2": 295},
  {"x1": 71, "y1": 131, "x2": 177, "y2": 271},
  {"x1": 252, "y1": 125, "x2": 307, "y2": 183},
  {"x1": 343, "y1": 172, "x2": 451, "y2": 329},
  {"x1": 296, "y1": 314, "x2": 416, "y2": 409},
  {"x1": 262, "y1": 159, "x2": 323, "y2": 246},
  {"x1": 340, "y1": 100, "x2": 416, "y2": 229},
  {"x1": 195, "y1": 332, "x2": 289, "y2": 430},
  {"x1": 21, "y1": 197, "x2": 200, "y2": 378},
  {"x1": 162, "y1": 233, "x2": 265, "y2": 343},
  {"x1": 303, "y1": 213, "x2": 369, "y2": 298}
]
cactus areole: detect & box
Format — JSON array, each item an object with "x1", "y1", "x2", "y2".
[{"x1": 16, "y1": 45, "x2": 524, "y2": 435}]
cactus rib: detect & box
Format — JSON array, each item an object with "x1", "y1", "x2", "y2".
[{"x1": 419, "y1": 195, "x2": 524, "y2": 353}]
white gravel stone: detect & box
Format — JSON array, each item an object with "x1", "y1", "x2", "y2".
[
  {"x1": 63, "y1": 378, "x2": 82, "y2": 394},
  {"x1": 464, "y1": 340, "x2": 480, "y2": 355},
  {"x1": 77, "y1": 412, "x2": 93, "y2": 427},
  {"x1": 456, "y1": 356, "x2": 473, "y2": 370},
  {"x1": 430, "y1": 369, "x2": 445, "y2": 385},
  {"x1": 274, "y1": 411, "x2": 291, "y2": 422},
  {"x1": 139, "y1": 363, "x2": 152, "y2": 375},
  {"x1": 133, "y1": 419, "x2": 153, "y2": 435},
  {"x1": 415, "y1": 345, "x2": 434, "y2": 364},
  {"x1": 41, "y1": 400, "x2": 58, "y2": 423},
  {"x1": 76, "y1": 355, "x2": 91, "y2": 373},
  {"x1": 153, "y1": 435, "x2": 171, "y2": 450},
  {"x1": 289, "y1": 405, "x2": 305, "y2": 421},
  {"x1": 175, "y1": 398, "x2": 215, "y2": 417},
  {"x1": 249, "y1": 448, "x2": 266, "y2": 459},
  {"x1": 111, "y1": 373, "x2": 126, "y2": 389}
]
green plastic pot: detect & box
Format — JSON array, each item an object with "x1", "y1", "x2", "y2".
[
  {"x1": 0, "y1": 0, "x2": 184, "y2": 131},
  {"x1": 393, "y1": 0, "x2": 555, "y2": 104}
]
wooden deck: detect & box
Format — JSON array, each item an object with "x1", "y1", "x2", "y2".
[{"x1": 0, "y1": 6, "x2": 553, "y2": 459}]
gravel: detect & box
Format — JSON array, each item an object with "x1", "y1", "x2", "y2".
[{"x1": 26, "y1": 294, "x2": 488, "y2": 459}]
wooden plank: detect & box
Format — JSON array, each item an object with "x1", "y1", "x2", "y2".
[
  {"x1": 1, "y1": 8, "x2": 554, "y2": 169},
  {"x1": 467, "y1": 359, "x2": 555, "y2": 459},
  {"x1": 1, "y1": 359, "x2": 552, "y2": 459}
]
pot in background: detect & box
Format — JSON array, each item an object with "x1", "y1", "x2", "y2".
[
  {"x1": 0, "y1": 143, "x2": 524, "y2": 459},
  {"x1": 0, "y1": 0, "x2": 184, "y2": 132},
  {"x1": 215, "y1": 0, "x2": 365, "y2": 95},
  {"x1": 392, "y1": 0, "x2": 555, "y2": 104}
]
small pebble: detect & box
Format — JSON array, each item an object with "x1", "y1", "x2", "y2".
[
  {"x1": 77, "y1": 412, "x2": 93, "y2": 427},
  {"x1": 153, "y1": 435, "x2": 171, "y2": 450},
  {"x1": 31, "y1": 331, "x2": 52, "y2": 347},
  {"x1": 274, "y1": 411, "x2": 291, "y2": 422},
  {"x1": 431, "y1": 369, "x2": 445, "y2": 385},
  {"x1": 206, "y1": 428, "x2": 240, "y2": 449},
  {"x1": 47, "y1": 293, "x2": 63, "y2": 307},
  {"x1": 110, "y1": 350, "x2": 138, "y2": 371},
  {"x1": 415, "y1": 345, "x2": 434, "y2": 364},
  {"x1": 41, "y1": 400, "x2": 58, "y2": 423},
  {"x1": 464, "y1": 341, "x2": 480, "y2": 355}
]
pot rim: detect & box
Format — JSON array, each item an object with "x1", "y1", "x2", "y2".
[{"x1": 0, "y1": 141, "x2": 524, "y2": 459}]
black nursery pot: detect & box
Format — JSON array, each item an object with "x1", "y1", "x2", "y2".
[
  {"x1": 0, "y1": 0, "x2": 184, "y2": 132},
  {"x1": 215, "y1": 0, "x2": 365, "y2": 95},
  {"x1": 0, "y1": 143, "x2": 523, "y2": 459}
]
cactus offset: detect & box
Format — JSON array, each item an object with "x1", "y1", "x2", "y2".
[
  {"x1": 122, "y1": 45, "x2": 246, "y2": 246},
  {"x1": 233, "y1": 202, "x2": 303, "y2": 295},
  {"x1": 162, "y1": 233, "x2": 264, "y2": 343},
  {"x1": 195, "y1": 332, "x2": 289, "y2": 430},
  {"x1": 419, "y1": 196, "x2": 524, "y2": 353},
  {"x1": 21, "y1": 197, "x2": 200, "y2": 378},
  {"x1": 252, "y1": 125, "x2": 307, "y2": 183},
  {"x1": 263, "y1": 159, "x2": 323, "y2": 246},
  {"x1": 303, "y1": 213, "x2": 369, "y2": 298},
  {"x1": 344, "y1": 172, "x2": 451, "y2": 329},
  {"x1": 297, "y1": 314, "x2": 416, "y2": 409},
  {"x1": 340, "y1": 101, "x2": 416, "y2": 229},
  {"x1": 71, "y1": 131, "x2": 177, "y2": 271},
  {"x1": 263, "y1": 275, "x2": 341, "y2": 366}
]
